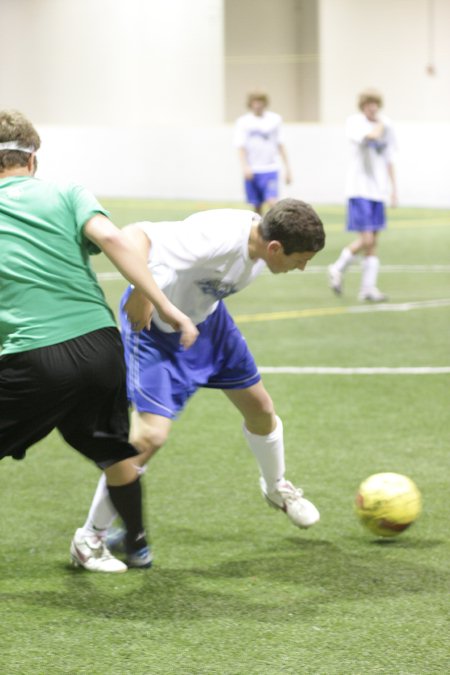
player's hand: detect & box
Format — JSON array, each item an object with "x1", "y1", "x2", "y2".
[
  {"x1": 391, "y1": 189, "x2": 398, "y2": 208},
  {"x1": 244, "y1": 166, "x2": 254, "y2": 180},
  {"x1": 158, "y1": 303, "x2": 199, "y2": 349},
  {"x1": 124, "y1": 289, "x2": 153, "y2": 331},
  {"x1": 366, "y1": 122, "x2": 384, "y2": 140}
]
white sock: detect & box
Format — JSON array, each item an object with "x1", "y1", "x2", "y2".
[
  {"x1": 81, "y1": 473, "x2": 117, "y2": 539},
  {"x1": 243, "y1": 415, "x2": 286, "y2": 493},
  {"x1": 333, "y1": 247, "x2": 354, "y2": 273},
  {"x1": 361, "y1": 255, "x2": 380, "y2": 292}
]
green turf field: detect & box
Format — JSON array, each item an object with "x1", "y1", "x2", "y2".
[{"x1": 1, "y1": 201, "x2": 449, "y2": 674}]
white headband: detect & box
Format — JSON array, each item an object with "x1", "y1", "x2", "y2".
[{"x1": 0, "y1": 141, "x2": 35, "y2": 153}]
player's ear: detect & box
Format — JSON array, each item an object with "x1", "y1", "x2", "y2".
[
  {"x1": 267, "y1": 240, "x2": 283, "y2": 254},
  {"x1": 28, "y1": 153, "x2": 37, "y2": 175}
]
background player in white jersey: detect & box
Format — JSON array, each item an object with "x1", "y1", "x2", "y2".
[
  {"x1": 234, "y1": 91, "x2": 292, "y2": 215},
  {"x1": 76, "y1": 199, "x2": 326, "y2": 563},
  {"x1": 328, "y1": 89, "x2": 397, "y2": 302}
]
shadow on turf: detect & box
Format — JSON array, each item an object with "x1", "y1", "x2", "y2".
[{"x1": 1, "y1": 534, "x2": 448, "y2": 623}]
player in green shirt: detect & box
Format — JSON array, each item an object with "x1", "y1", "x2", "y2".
[{"x1": 0, "y1": 109, "x2": 198, "y2": 573}]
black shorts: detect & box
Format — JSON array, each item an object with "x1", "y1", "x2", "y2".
[{"x1": 0, "y1": 327, "x2": 138, "y2": 468}]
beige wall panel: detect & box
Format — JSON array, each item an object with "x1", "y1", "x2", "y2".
[
  {"x1": 0, "y1": 0, "x2": 224, "y2": 126},
  {"x1": 225, "y1": 0, "x2": 319, "y2": 121},
  {"x1": 226, "y1": 61, "x2": 319, "y2": 122},
  {"x1": 319, "y1": 0, "x2": 450, "y2": 122}
]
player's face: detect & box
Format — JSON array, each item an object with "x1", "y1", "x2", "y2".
[
  {"x1": 249, "y1": 99, "x2": 266, "y2": 116},
  {"x1": 267, "y1": 246, "x2": 316, "y2": 274},
  {"x1": 362, "y1": 101, "x2": 380, "y2": 122}
]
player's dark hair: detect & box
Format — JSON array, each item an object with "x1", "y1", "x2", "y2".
[
  {"x1": 0, "y1": 109, "x2": 41, "y2": 171},
  {"x1": 259, "y1": 199, "x2": 325, "y2": 254}
]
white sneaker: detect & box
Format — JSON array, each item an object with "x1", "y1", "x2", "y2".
[
  {"x1": 260, "y1": 478, "x2": 320, "y2": 529},
  {"x1": 328, "y1": 265, "x2": 343, "y2": 295},
  {"x1": 358, "y1": 287, "x2": 387, "y2": 302},
  {"x1": 70, "y1": 528, "x2": 127, "y2": 573}
]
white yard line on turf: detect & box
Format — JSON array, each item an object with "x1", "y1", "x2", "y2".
[
  {"x1": 306, "y1": 264, "x2": 450, "y2": 274},
  {"x1": 258, "y1": 366, "x2": 450, "y2": 375},
  {"x1": 234, "y1": 298, "x2": 450, "y2": 323},
  {"x1": 98, "y1": 264, "x2": 450, "y2": 282},
  {"x1": 347, "y1": 298, "x2": 450, "y2": 314}
]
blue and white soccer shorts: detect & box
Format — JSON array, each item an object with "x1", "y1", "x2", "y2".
[
  {"x1": 245, "y1": 170, "x2": 279, "y2": 207},
  {"x1": 346, "y1": 198, "x2": 386, "y2": 232},
  {"x1": 120, "y1": 291, "x2": 261, "y2": 419}
]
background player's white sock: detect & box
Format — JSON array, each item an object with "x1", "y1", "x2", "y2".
[
  {"x1": 243, "y1": 415, "x2": 286, "y2": 493},
  {"x1": 81, "y1": 472, "x2": 117, "y2": 538},
  {"x1": 333, "y1": 246, "x2": 355, "y2": 273},
  {"x1": 361, "y1": 255, "x2": 380, "y2": 291}
]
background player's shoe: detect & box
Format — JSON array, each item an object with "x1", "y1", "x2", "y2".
[
  {"x1": 358, "y1": 288, "x2": 387, "y2": 302},
  {"x1": 127, "y1": 545, "x2": 153, "y2": 569},
  {"x1": 70, "y1": 528, "x2": 127, "y2": 573},
  {"x1": 328, "y1": 264, "x2": 343, "y2": 295},
  {"x1": 260, "y1": 478, "x2": 320, "y2": 529}
]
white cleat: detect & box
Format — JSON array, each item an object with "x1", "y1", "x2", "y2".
[
  {"x1": 328, "y1": 264, "x2": 343, "y2": 295},
  {"x1": 70, "y1": 528, "x2": 127, "y2": 573},
  {"x1": 358, "y1": 287, "x2": 387, "y2": 302},
  {"x1": 260, "y1": 478, "x2": 320, "y2": 529}
]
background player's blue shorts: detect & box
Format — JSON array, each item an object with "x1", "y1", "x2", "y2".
[
  {"x1": 346, "y1": 198, "x2": 386, "y2": 232},
  {"x1": 120, "y1": 292, "x2": 261, "y2": 419},
  {"x1": 245, "y1": 170, "x2": 279, "y2": 207}
]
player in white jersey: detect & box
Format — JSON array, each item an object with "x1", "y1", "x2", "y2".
[
  {"x1": 328, "y1": 89, "x2": 397, "y2": 301},
  {"x1": 75, "y1": 199, "x2": 326, "y2": 563},
  {"x1": 234, "y1": 91, "x2": 292, "y2": 215}
]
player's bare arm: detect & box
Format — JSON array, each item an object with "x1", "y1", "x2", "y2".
[
  {"x1": 121, "y1": 224, "x2": 154, "y2": 331},
  {"x1": 365, "y1": 122, "x2": 384, "y2": 140},
  {"x1": 278, "y1": 143, "x2": 292, "y2": 185},
  {"x1": 84, "y1": 214, "x2": 199, "y2": 348},
  {"x1": 388, "y1": 162, "x2": 398, "y2": 207},
  {"x1": 238, "y1": 147, "x2": 253, "y2": 179}
]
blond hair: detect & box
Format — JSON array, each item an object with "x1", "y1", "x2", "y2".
[
  {"x1": 246, "y1": 90, "x2": 269, "y2": 108},
  {"x1": 358, "y1": 89, "x2": 383, "y2": 111},
  {"x1": 0, "y1": 109, "x2": 41, "y2": 170}
]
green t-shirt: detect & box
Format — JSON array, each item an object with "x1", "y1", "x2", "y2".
[{"x1": 0, "y1": 176, "x2": 116, "y2": 355}]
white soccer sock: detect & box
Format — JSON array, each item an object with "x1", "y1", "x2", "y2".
[
  {"x1": 243, "y1": 415, "x2": 286, "y2": 493},
  {"x1": 361, "y1": 255, "x2": 380, "y2": 292},
  {"x1": 81, "y1": 472, "x2": 117, "y2": 538},
  {"x1": 333, "y1": 247, "x2": 354, "y2": 273}
]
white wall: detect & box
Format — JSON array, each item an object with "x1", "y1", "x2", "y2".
[
  {"x1": 5, "y1": 0, "x2": 449, "y2": 128},
  {"x1": 0, "y1": 0, "x2": 224, "y2": 126},
  {"x1": 225, "y1": 0, "x2": 319, "y2": 122},
  {"x1": 319, "y1": 0, "x2": 450, "y2": 123},
  {"x1": 36, "y1": 122, "x2": 450, "y2": 207},
  {"x1": 2, "y1": 0, "x2": 450, "y2": 207}
]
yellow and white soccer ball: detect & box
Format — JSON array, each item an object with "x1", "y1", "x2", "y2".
[{"x1": 355, "y1": 472, "x2": 422, "y2": 537}]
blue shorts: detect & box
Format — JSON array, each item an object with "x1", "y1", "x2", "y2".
[
  {"x1": 245, "y1": 171, "x2": 279, "y2": 207},
  {"x1": 120, "y1": 292, "x2": 261, "y2": 419},
  {"x1": 346, "y1": 198, "x2": 386, "y2": 232}
]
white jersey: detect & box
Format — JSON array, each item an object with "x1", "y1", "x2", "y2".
[
  {"x1": 136, "y1": 209, "x2": 266, "y2": 332},
  {"x1": 345, "y1": 112, "x2": 396, "y2": 201},
  {"x1": 233, "y1": 111, "x2": 284, "y2": 173}
]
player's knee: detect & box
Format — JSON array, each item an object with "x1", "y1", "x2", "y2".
[
  {"x1": 257, "y1": 391, "x2": 275, "y2": 417},
  {"x1": 244, "y1": 398, "x2": 276, "y2": 434},
  {"x1": 130, "y1": 424, "x2": 168, "y2": 455}
]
